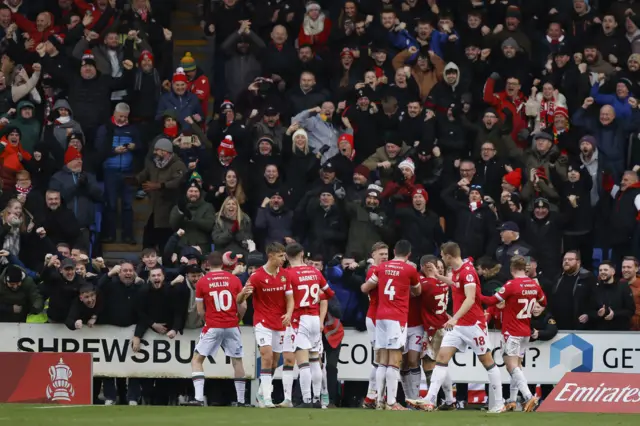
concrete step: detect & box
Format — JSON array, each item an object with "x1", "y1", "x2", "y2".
[
  {"x1": 103, "y1": 243, "x2": 143, "y2": 253},
  {"x1": 175, "y1": 39, "x2": 208, "y2": 47}
]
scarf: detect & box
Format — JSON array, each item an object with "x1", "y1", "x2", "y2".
[
  {"x1": 16, "y1": 184, "x2": 31, "y2": 195},
  {"x1": 154, "y1": 154, "x2": 172, "y2": 169},
  {"x1": 552, "y1": 124, "x2": 569, "y2": 145},
  {"x1": 469, "y1": 200, "x2": 483, "y2": 212},
  {"x1": 56, "y1": 116, "x2": 71, "y2": 124},
  {"x1": 137, "y1": 8, "x2": 148, "y2": 22},
  {"x1": 538, "y1": 96, "x2": 556, "y2": 129},
  {"x1": 1, "y1": 226, "x2": 20, "y2": 265},
  {"x1": 164, "y1": 124, "x2": 179, "y2": 138},
  {"x1": 111, "y1": 116, "x2": 129, "y2": 127},
  {"x1": 303, "y1": 13, "x2": 326, "y2": 36}
]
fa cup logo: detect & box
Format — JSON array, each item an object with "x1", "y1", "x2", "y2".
[{"x1": 46, "y1": 358, "x2": 75, "y2": 401}]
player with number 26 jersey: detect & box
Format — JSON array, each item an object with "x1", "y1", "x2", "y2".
[
  {"x1": 482, "y1": 277, "x2": 546, "y2": 337},
  {"x1": 195, "y1": 270, "x2": 244, "y2": 332}
]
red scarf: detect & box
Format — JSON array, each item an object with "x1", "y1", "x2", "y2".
[
  {"x1": 538, "y1": 97, "x2": 556, "y2": 130},
  {"x1": 164, "y1": 124, "x2": 179, "y2": 138},
  {"x1": 111, "y1": 116, "x2": 129, "y2": 127},
  {"x1": 16, "y1": 184, "x2": 31, "y2": 195}
]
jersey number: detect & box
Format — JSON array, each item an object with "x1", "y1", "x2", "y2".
[
  {"x1": 384, "y1": 279, "x2": 396, "y2": 301},
  {"x1": 516, "y1": 299, "x2": 536, "y2": 319},
  {"x1": 210, "y1": 290, "x2": 232, "y2": 312},
  {"x1": 299, "y1": 284, "x2": 320, "y2": 307},
  {"x1": 434, "y1": 293, "x2": 449, "y2": 315}
]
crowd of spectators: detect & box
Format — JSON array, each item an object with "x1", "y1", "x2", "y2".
[{"x1": 1, "y1": 0, "x2": 640, "y2": 407}]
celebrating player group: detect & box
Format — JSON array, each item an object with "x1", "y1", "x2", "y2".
[{"x1": 183, "y1": 239, "x2": 546, "y2": 413}]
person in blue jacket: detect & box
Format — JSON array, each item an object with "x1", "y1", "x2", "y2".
[
  {"x1": 156, "y1": 68, "x2": 203, "y2": 131},
  {"x1": 324, "y1": 254, "x2": 366, "y2": 330},
  {"x1": 591, "y1": 75, "x2": 634, "y2": 119}
]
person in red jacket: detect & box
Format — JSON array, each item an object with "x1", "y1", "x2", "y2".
[
  {"x1": 11, "y1": 11, "x2": 58, "y2": 51},
  {"x1": 0, "y1": 126, "x2": 31, "y2": 191},
  {"x1": 298, "y1": 0, "x2": 332, "y2": 53},
  {"x1": 483, "y1": 73, "x2": 528, "y2": 149},
  {"x1": 180, "y1": 52, "x2": 210, "y2": 126}
]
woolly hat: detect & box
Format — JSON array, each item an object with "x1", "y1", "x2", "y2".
[
  {"x1": 503, "y1": 168, "x2": 522, "y2": 188},
  {"x1": 534, "y1": 131, "x2": 553, "y2": 141},
  {"x1": 81, "y1": 50, "x2": 96, "y2": 68},
  {"x1": 189, "y1": 171, "x2": 203, "y2": 182},
  {"x1": 64, "y1": 145, "x2": 82, "y2": 165},
  {"x1": 340, "y1": 47, "x2": 354, "y2": 58},
  {"x1": 67, "y1": 131, "x2": 84, "y2": 145},
  {"x1": 5, "y1": 265, "x2": 22, "y2": 283},
  {"x1": 384, "y1": 131, "x2": 403, "y2": 148},
  {"x1": 555, "y1": 105, "x2": 569, "y2": 120},
  {"x1": 338, "y1": 133, "x2": 354, "y2": 150},
  {"x1": 247, "y1": 251, "x2": 265, "y2": 267},
  {"x1": 220, "y1": 99, "x2": 234, "y2": 111},
  {"x1": 353, "y1": 164, "x2": 370, "y2": 179},
  {"x1": 579, "y1": 135, "x2": 596, "y2": 148},
  {"x1": 366, "y1": 184, "x2": 381, "y2": 199},
  {"x1": 218, "y1": 135, "x2": 237, "y2": 157},
  {"x1": 154, "y1": 138, "x2": 174, "y2": 153},
  {"x1": 222, "y1": 251, "x2": 240, "y2": 271},
  {"x1": 501, "y1": 37, "x2": 521, "y2": 51},
  {"x1": 188, "y1": 180, "x2": 202, "y2": 193},
  {"x1": 292, "y1": 128, "x2": 308, "y2": 142},
  {"x1": 412, "y1": 185, "x2": 428, "y2": 202},
  {"x1": 398, "y1": 158, "x2": 415, "y2": 174},
  {"x1": 320, "y1": 184, "x2": 335, "y2": 197},
  {"x1": 139, "y1": 50, "x2": 154, "y2": 64},
  {"x1": 180, "y1": 52, "x2": 197, "y2": 72},
  {"x1": 469, "y1": 184, "x2": 484, "y2": 196},
  {"x1": 306, "y1": 1, "x2": 321, "y2": 12},
  {"x1": 534, "y1": 197, "x2": 550, "y2": 209},
  {"x1": 618, "y1": 77, "x2": 634, "y2": 93},
  {"x1": 629, "y1": 53, "x2": 640, "y2": 65},
  {"x1": 505, "y1": 5, "x2": 522, "y2": 20},
  {"x1": 172, "y1": 67, "x2": 188, "y2": 84}
]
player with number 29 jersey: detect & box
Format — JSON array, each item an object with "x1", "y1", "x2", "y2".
[
  {"x1": 289, "y1": 265, "x2": 334, "y2": 319},
  {"x1": 195, "y1": 270, "x2": 244, "y2": 332}
]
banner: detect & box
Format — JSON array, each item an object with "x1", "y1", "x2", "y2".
[
  {"x1": 337, "y1": 330, "x2": 640, "y2": 383},
  {"x1": 0, "y1": 324, "x2": 255, "y2": 379},
  {"x1": 0, "y1": 352, "x2": 92, "y2": 404},
  {"x1": 2, "y1": 324, "x2": 639, "y2": 384},
  {"x1": 538, "y1": 373, "x2": 640, "y2": 413}
]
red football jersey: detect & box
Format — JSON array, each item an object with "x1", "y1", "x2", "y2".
[
  {"x1": 195, "y1": 270, "x2": 243, "y2": 331},
  {"x1": 482, "y1": 277, "x2": 546, "y2": 337},
  {"x1": 370, "y1": 259, "x2": 420, "y2": 323},
  {"x1": 249, "y1": 266, "x2": 293, "y2": 331},
  {"x1": 288, "y1": 265, "x2": 334, "y2": 322},
  {"x1": 408, "y1": 288, "x2": 423, "y2": 327},
  {"x1": 419, "y1": 276, "x2": 449, "y2": 331},
  {"x1": 451, "y1": 260, "x2": 486, "y2": 327},
  {"x1": 365, "y1": 265, "x2": 379, "y2": 322}
]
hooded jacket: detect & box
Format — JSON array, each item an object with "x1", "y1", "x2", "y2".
[
  {"x1": 49, "y1": 99, "x2": 83, "y2": 152},
  {"x1": 425, "y1": 62, "x2": 464, "y2": 113},
  {"x1": 10, "y1": 100, "x2": 40, "y2": 153},
  {"x1": 169, "y1": 197, "x2": 216, "y2": 248}
]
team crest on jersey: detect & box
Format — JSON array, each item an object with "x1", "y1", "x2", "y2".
[
  {"x1": 281, "y1": 276, "x2": 286, "y2": 282},
  {"x1": 499, "y1": 287, "x2": 506, "y2": 294}
]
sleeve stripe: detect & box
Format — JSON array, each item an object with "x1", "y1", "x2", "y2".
[
  {"x1": 195, "y1": 297, "x2": 204, "y2": 302},
  {"x1": 412, "y1": 283, "x2": 421, "y2": 288},
  {"x1": 285, "y1": 290, "x2": 293, "y2": 295},
  {"x1": 321, "y1": 284, "x2": 330, "y2": 291},
  {"x1": 495, "y1": 293, "x2": 504, "y2": 302},
  {"x1": 463, "y1": 283, "x2": 476, "y2": 287},
  {"x1": 370, "y1": 275, "x2": 378, "y2": 284}
]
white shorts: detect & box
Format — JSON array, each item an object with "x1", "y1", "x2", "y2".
[
  {"x1": 375, "y1": 319, "x2": 407, "y2": 350},
  {"x1": 404, "y1": 325, "x2": 425, "y2": 354},
  {"x1": 503, "y1": 335, "x2": 529, "y2": 358},
  {"x1": 366, "y1": 317, "x2": 376, "y2": 347},
  {"x1": 195, "y1": 327, "x2": 244, "y2": 358},
  {"x1": 441, "y1": 324, "x2": 492, "y2": 356},
  {"x1": 255, "y1": 323, "x2": 285, "y2": 353},
  {"x1": 421, "y1": 328, "x2": 444, "y2": 360},
  {"x1": 294, "y1": 315, "x2": 322, "y2": 352},
  {"x1": 283, "y1": 326, "x2": 296, "y2": 353}
]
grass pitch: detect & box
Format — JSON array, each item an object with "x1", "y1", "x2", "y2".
[{"x1": 1, "y1": 405, "x2": 639, "y2": 426}]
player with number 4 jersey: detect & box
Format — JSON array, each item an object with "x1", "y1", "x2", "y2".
[
  {"x1": 480, "y1": 256, "x2": 546, "y2": 412},
  {"x1": 184, "y1": 252, "x2": 248, "y2": 407},
  {"x1": 361, "y1": 240, "x2": 421, "y2": 411}
]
